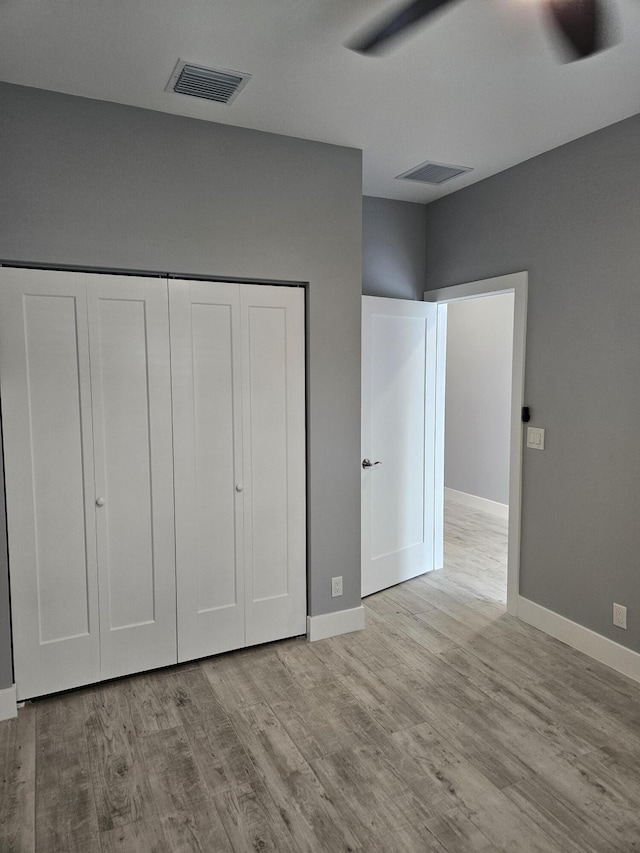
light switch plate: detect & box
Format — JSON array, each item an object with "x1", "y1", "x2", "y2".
[{"x1": 527, "y1": 426, "x2": 545, "y2": 450}]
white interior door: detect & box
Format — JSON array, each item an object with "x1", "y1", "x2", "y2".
[
  {"x1": 361, "y1": 296, "x2": 441, "y2": 597},
  {"x1": 0, "y1": 269, "x2": 100, "y2": 699},
  {"x1": 87, "y1": 275, "x2": 177, "y2": 679},
  {"x1": 171, "y1": 280, "x2": 246, "y2": 661},
  {"x1": 241, "y1": 285, "x2": 306, "y2": 646}
]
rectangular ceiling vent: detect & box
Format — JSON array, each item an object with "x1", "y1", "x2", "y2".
[
  {"x1": 396, "y1": 160, "x2": 473, "y2": 186},
  {"x1": 165, "y1": 59, "x2": 251, "y2": 105}
]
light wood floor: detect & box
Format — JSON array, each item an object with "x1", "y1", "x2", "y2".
[{"x1": 3, "y1": 502, "x2": 640, "y2": 852}]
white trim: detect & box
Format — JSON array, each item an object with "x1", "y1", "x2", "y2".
[
  {"x1": 307, "y1": 606, "x2": 365, "y2": 642},
  {"x1": 424, "y1": 273, "x2": 524, "y2": 304},
  {"x1": 517, "y1": 596, "x2": 640, "y2": 685},
  {"x1": 425, "y1": 271, "x2": 528, "y2": 617},
  {"x1": 0, "y1": 684, "x2": 18, "y2": 721},
  {"x1": 433, "y1": 305, "x2": 447, "y2": 570},
  {"x1": 445, "y1": 487, "x2": 509, "y2": 520}
]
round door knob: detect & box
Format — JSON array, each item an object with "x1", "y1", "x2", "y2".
[
  {"x1": 96, "y1": 497, "x2": 106, "y2": 507},
  {"x1": 235, "y1": 484, "x2": 244, "y2": 492}
]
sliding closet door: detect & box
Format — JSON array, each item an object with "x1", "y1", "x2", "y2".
[
  {"x1": 0, "y1": 269, "x2": 100, "y2": 699},
  {"x1": 87, "y1": 276, "x2": 176, "y2": 678},
  {"x1": 241, "y1": 285, "x2": 306, "y2": 646},
  {"x1": 171, "y1": 280, "x2": 245, "y2": 661}
]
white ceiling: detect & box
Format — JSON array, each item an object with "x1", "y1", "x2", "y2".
[{"x1": 1, "y1": 0, "x2": 639, "y2": 203}]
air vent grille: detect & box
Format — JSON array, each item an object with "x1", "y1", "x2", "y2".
[
  {"x1": 396, "y1": 160, "x2": 472, "y2": 185},
  {"x1": 166, "y1": 60, "x2": 251, "y2": 104}
]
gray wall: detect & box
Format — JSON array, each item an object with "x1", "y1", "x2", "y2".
[
  {"x1": 424, "y1": 112, "x2": 640, "y2": 652},
  {"x1": 445, "y1": 293, "x2": 514, "y2": 506},
  {"x1": 0, "y1": 82, "x2": 363, "y2": 689},
  {"x1": 363, "y1": 196, "x2": 426, "y2": 300}
]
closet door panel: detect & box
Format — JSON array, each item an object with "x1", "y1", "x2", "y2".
[
  {"x1": 0, "y1": 269, "x2": 100, "y2": 699},
  {"x1": 245, "y1": 305, "x2": 289, "y2": 600},
  {"x1": 241, "y1": 286, "x2": 306, "y2": 646},
  {"x1": 87, "y1": 276, "x2": 176, "y2": 678},
  {"x1": 171, "y1": 281, "x2": 245, "y2": 661}
]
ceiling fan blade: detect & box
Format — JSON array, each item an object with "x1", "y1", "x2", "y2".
[
  {"x1": 547, "y1": 0, "x2": 603, "y2": 59},
  {"x1": 348, "y1": 0, "x2": 458, "y2": 54}
]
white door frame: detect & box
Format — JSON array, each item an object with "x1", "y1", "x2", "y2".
[{"x1": 424, "y1": 271, "x2": 528, "y2": 615}]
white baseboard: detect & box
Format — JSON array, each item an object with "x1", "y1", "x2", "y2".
[
  {"x1": 445, "y1": 487, "x2": 509, "y2": 520},
  {"x1": 517, "y1": 596, "x2": 640, "y2": 685},
  {"x1": 307, "y1": 605, "x2": 365, "y2": 642},
  {"x1": 0, "y1": 684, "x2": 18, "y2": 721}
]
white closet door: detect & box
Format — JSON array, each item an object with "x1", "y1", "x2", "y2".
[
  {"x1": 87, "y1": 275, "x2": 176, "y2": 679},
  {"x1": 241, "y1": 285, "x2": 306, "y2": 646},
  {"x1": 0, "y1": 268, "x2": 100, "y2": 699},
  {"x1": 170, "y1": 280, "x2": 245, "y2": 661}
]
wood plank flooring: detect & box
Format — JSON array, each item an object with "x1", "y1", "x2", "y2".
[{"x1": 3, "y1": 501, "x2": 640, "y2": 851}]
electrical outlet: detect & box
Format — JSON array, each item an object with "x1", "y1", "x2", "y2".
[
  {"x1": 613, "y1": 603, "x2": 627, "y2": 629},
  {"x1": 331, "y1": 576, "x2": 343, "y2": 598}
]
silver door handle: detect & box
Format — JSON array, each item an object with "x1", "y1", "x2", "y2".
[{"x1": 362, "y1": 459, "x2": 382, "y2": 469}]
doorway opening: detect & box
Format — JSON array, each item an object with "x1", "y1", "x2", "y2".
[
  {"x1": 441, "y1": 291, "x2": 514, "y2": 616},
  {"x1": 426, "y1": 271, "x2": 528, "y2": 616}
]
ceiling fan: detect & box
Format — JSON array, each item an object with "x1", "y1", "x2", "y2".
[{"x1": 348, "y1": 0, "x2": 608, "y2": 61}]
